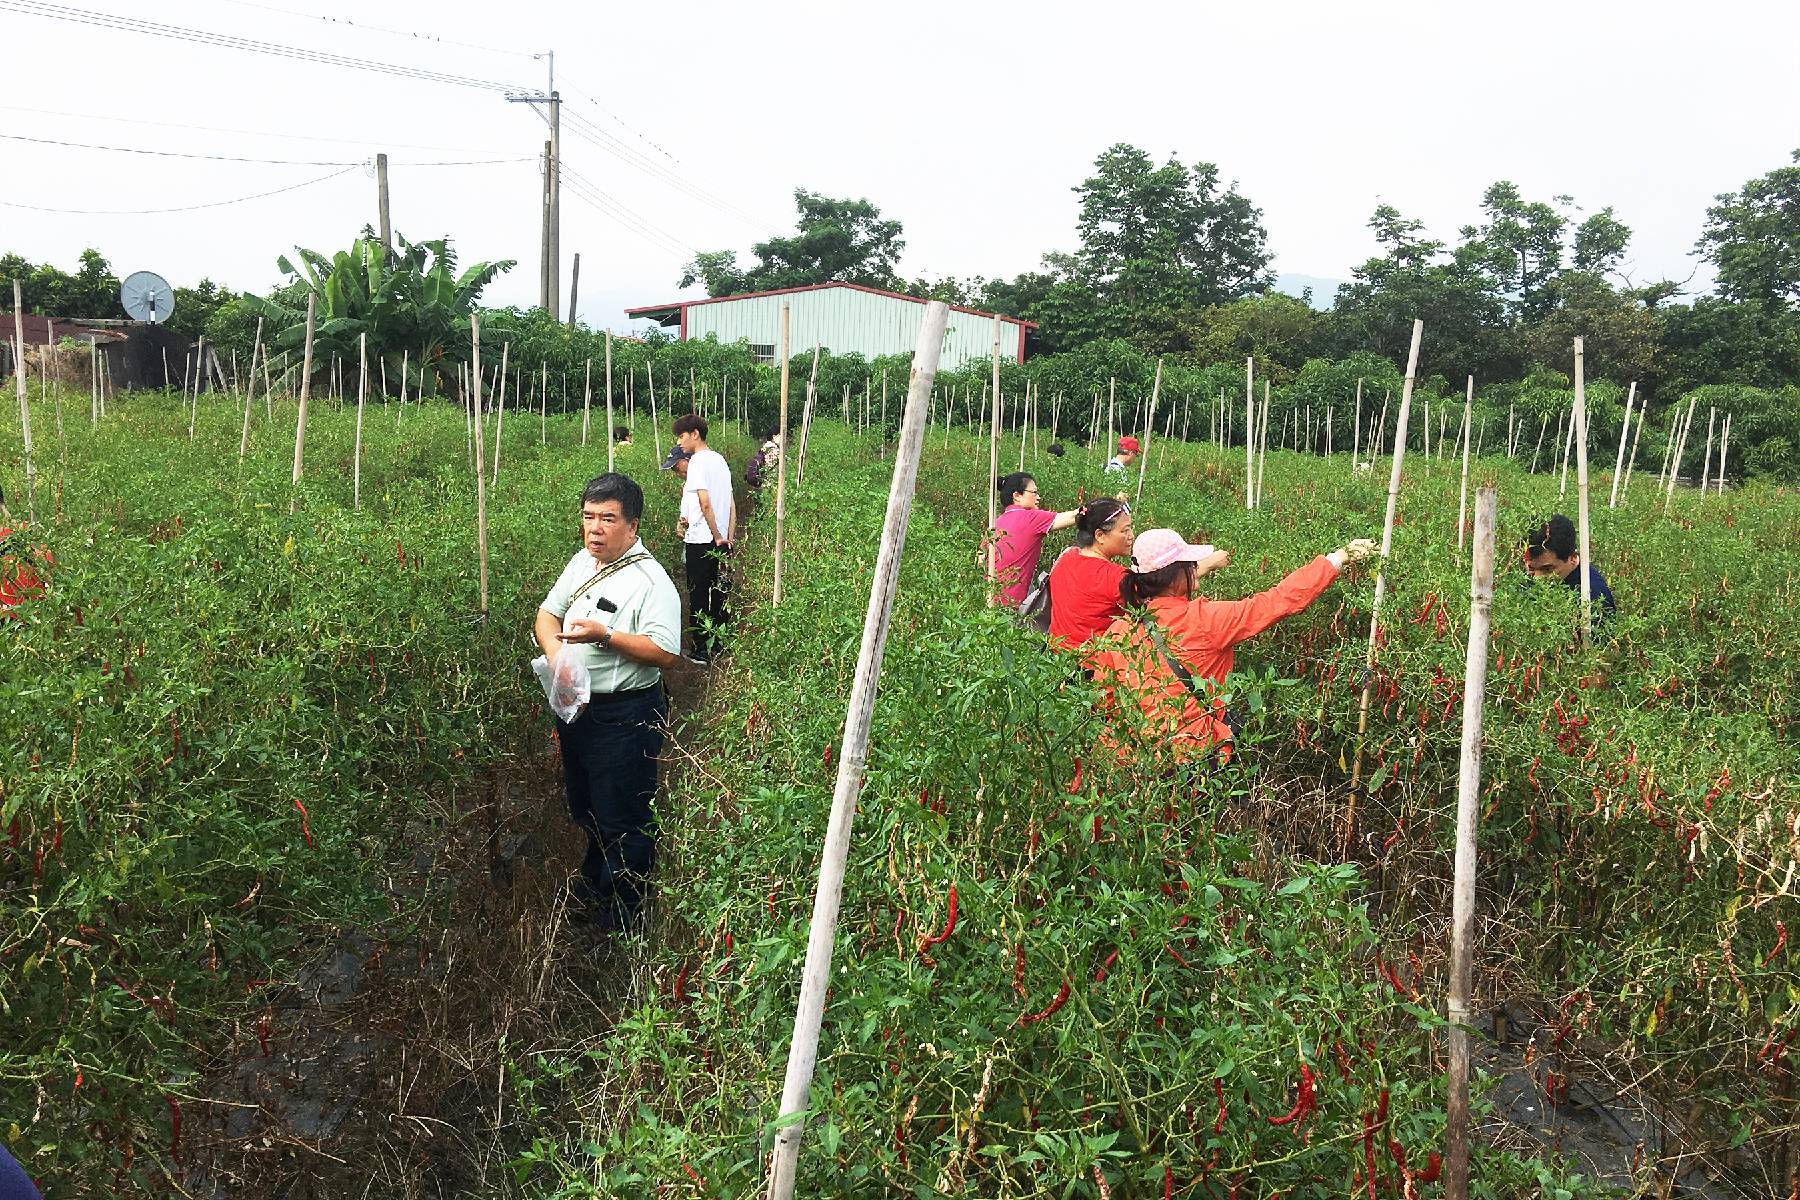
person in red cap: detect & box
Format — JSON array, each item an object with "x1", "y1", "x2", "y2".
[
  {"x1": 1104, "y1": 435, "x2": 1140, "y2": 475},
  {"x1": 1088, "y1": 529, "x2": 1377, "y2": 764}
]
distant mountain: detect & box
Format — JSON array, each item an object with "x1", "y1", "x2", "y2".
[{"x1": 1274, "y1": 274, "x2": 1345, "y2": 310}]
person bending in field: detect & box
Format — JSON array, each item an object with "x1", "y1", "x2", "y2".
[
  {"x1": 614, "y1": 425, "x2": 633, "y2": 449},
  {"x1": 1524, "y1": 514, "x2": 1616, "y2": 619},
  {"x1": 1088, "y1": 530, "x2": 1377, "y2": 765},
  {"x1": 991, "y1": 471, "x2": 1078, "y2": 608},
  {"x1": 1103, "y1": 435, "x2": 1139, "y2": 475},
  {"x1": 671, "y1": 414, "x2": 736, "y2": 665},
  {"x1": 1046, "y1": 497, "x2": 1135, "y2": 649},
  {"x1": 535, "y1": 473, "x2": 682, "y2": 933}
]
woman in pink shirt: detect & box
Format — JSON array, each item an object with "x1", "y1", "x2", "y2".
[{"x1": 990, "y1": 472, "x2": 1077, "y2": 607}]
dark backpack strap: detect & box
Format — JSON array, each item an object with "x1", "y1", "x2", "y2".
[
  {"x1": 566, "y1": 551, "x2": 652, "y2": 608},
  {"x1": 1140, "y1": 620, "x2": 1204, "y2": 701}
]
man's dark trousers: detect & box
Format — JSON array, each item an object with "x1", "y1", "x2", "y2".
[
  {"x1": 557, "y1": 686, "x2": 665, "y2": 923},
  {"x1": 684, "y1": 542, "x2": 729, "y2": 663}
]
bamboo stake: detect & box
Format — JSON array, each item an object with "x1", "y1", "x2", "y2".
[
  {"x1": 540, "y1": 362, "x2": 548, "y2": 446},
  {"x1": 1698, "y1": 407, "x2": 1716, "y2": 494},
  {"x1": 1717, "y1": 414, "x2": 1731, "y2": 495},
  {"x1": 1457, "y1": 376, "x2": 1474, "y2": 555},
  {"x1": 1136, "y1": 358, "x2": 1161, "y2": 505},
  {"x1": 470, "y1": 316, "x2": 489, "y2": 614},
  {"x1": 1244, "y1": 358, "x2": 1255, "y2": 508},
  {"x1": 1326, "y1": 404, "x2": 1333, "y2": 458},
  {"x1": 648, "y1": 362, "x2": 661, "y2": 461},
  {"x1": 1573, "y1": 340, "x2": 1592, "y2": 634},
  {"x1": 1621, "y1": 395, "x2": 1646, "y2": 501},
  {"x1": 1351, "y1": 379, "x2": 1362, "y2": 473},
  {"x1": 1558, "y1": 408, "x2": 1574, "y2": 497},
  {"x1": 987, "y1": 316, "x2": 1002, "y2": 603},
  {"x1": 796, "y1": 346, "x2": 820, "y2": 483},
  {"x1": 1529, "y1": 413, "x2": 1549, "y2": 474},
  {"x1": 773, "y1": 303, "x2": 791, "y2": 607},
  {"x1": 1255, "y1": 380, "x2": 1270, "y2": 508},
  {"x1": 766, "y1": 301, "x2": 947, "y2": 1200},
  {"x1": 188, "y1": 336, "x2": 204, "y2": 440},
  {"x1": 289, "y1": 292, "x2": 317, "y2": 511},
  {"x1": 1608, "y1": 382, "x2": 1636, "y2": 507},
  {"x1": 1106, "y1": 378, "x2": 1116, "y2": 463},
  {"x1": 1375, "y1": 390, "x2": 1391, "y2": 459},
  {"x1": 1444, "y1": 484, "x2": 1497, "y2": 1200},
  {"x1": 1663, "y1": 397, "x2": 1698, "y2": 512},
  {"x1": 89, "y1": 334, "x2": 99, "y2": 422},
  {"x1": 1346, "y1": 319, "x2": 1424, "y2": 848},
  {"x1": 353, "y1": 332, "x2": 367, "y2": 510},
  {"x1": 605, "y1": 334, "x2": 615, "y2": 472},
  {"x1": 9, "y1": 282, "x2": 34, "y2": 525},
  {"x1": 240, "y1": 317, "x2": 263, "y2": 463},
  {"x1": 492, "y1": 344, "x2": 509, "y2": 486}
]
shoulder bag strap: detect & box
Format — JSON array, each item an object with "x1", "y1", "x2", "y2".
[
  {"x1": 1140, "y1": 618, "x2": 1205, "y2": 702},
  {"x1": 566, "y1": 551, "x2": 652, "y2": 609}
]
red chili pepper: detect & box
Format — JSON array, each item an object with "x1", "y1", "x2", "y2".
[
  {"x1": 1163, "y1": 1165, "x2": 1174, "y2": 1200},
  {"x1": 1093, "y1": 948, "x2": 1119, "y2": 983},
  {"x1": 1213, "y1": 1076, "x2": 1227, "y2": 1134},
  {"x1": 1091, "y1": 813, "x2": 1103, "y2": 843},
  {"x1": 293, "y1": 799, "x2": 313, "y2": 848},
  {"x1": 1066, "y1": 758, "x2": 1084, "y2": 793},
  {"x1": 166, "y1": 1094, "x2": 183, "y2": 1165},
  {"x1": 823, "y1": 743, "x2": 833, "y2": 769},
  {"x1": 1333, "y1": 1039, "x2": 1353, "y2": 1082},
  {"x1": 1362, "y1": 1110, "x2": 1379, "y2": 1200},
  {"x1": 1012, "y1": 943, "x2": 1027, "y2": 999},
  {"x1": 1267, "y1": 1062, "x2": 1314, "y2": 1128},
  {"x1": 1018, "y1": 978, "x2": 1070, "y2": 1025},
  {"x1": 1416, "y1": 1152, "x2": 1442, "y2": 1183},
  {"x1": 681, "y1": 1162, "x2": 707, "y2": 1192},
  {"x1": 919, "y1": 885, "x2": 958, "y2": 949},
  {"x1": 1764, "y1": 921, "x2": 1788, "y2": 968},
  {"x1": 674, "y1": 961, "x2": 690, "y2": 1004}
]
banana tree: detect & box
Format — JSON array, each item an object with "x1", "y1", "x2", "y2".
[{"x1": 248, "y1": 232, "x2": 513, "y2": 398}]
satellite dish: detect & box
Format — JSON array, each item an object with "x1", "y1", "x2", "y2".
[{"x1": 120, "y1": 271, "x2": 174, "y2": 323}]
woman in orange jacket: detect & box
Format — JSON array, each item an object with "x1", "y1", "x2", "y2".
[{"x1": 1088, "y1": 529, "x2": 1377, "y2": 764}]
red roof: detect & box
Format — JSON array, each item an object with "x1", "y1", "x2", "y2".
[{"x1": 625, "y1": 281, "x2": 1037, "y2": 329}]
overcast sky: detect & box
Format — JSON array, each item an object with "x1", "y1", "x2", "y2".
[{"x1": 5, "y1": 0, "x2": 1795, "y2": 332}]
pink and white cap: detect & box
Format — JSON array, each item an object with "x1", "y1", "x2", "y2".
[{"x1": 1130, "y1": 529, "x2": 1216, "y2": 573}]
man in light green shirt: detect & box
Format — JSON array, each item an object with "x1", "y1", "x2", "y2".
[{"x1": 535, "y1": 473, "x2": 681, "y2": 932}]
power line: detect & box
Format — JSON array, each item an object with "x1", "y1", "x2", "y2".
[
  {"x1": 0, "y1": 0, "x2": 527, "y2": 93},
  {"x1": 0, "y1": 163, "x2": 359, "y2": 215},
  {"x1": 561, "y1": 166, "x2": 694, "y2": 258},
  {"x1": 0, "y1": 101, "x2": 519, "y2": 155},
  {"x1": 0, "y1": 132, "x2": 529, "y2": 167},
  {"x1": 559, "y1": 108, "x2": 774, "y2": 231},
  {"x1": 212, "y1": 0, "x2": 542, "y2": 59}
]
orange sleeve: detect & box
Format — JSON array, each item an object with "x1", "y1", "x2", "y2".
[{"x1": 1197, "y1": 556, "x2": 1339, "y2": 648}]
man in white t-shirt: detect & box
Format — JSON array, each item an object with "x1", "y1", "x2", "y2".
[
  {"x1": 671, "y1": 414, "x2": 736, "y2": 665},
  {"x1": 535, "y1": 472, "x2": 681, "y2": 931}
]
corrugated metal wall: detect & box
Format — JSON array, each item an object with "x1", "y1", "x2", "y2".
[{"x1": 683, "y1": 286, "x2": 1025, "y2": 371}]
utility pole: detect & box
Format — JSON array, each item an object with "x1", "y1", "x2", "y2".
[
  {"x1": 567, "y1": 251, "x2": 580, "y2": 327},
  {"x1": 508, "y1": 51, "x2": 559, "y2": 315},
  {"x1": 375, "y1": 152, "x2": 392, "y2": 250}
]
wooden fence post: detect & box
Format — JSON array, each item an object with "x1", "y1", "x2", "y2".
[
  {"x1": 764, "y1": 301, "x2": 949, "y2": 1200},
  {"x1": 1444, "y1": 484, "x2": 1497, "y2": 1200},
  {"x1": 289, "y1": 292, "x2": 317, "y2": 511},
  {"x1": 1608, "y1": 381, "x2": 1636, "y2": 508},
  {"x1": 470, "y1": 316, "x2": 490, "y2": 614},
  {"x1": 353, "y1": 332, "x2": 367, "y2": 510},
  {"x1": 1457, "y1": 375, "x2": 1474, "y2": 555},
  {"x1": 773, "y1": 303, "x2": 791, "y2": 607},
  {"x1": 1573, "y1": 340, "x2": 1592, "y2": 632},
  {"x1": 1136, "y1": 357, "x2": 1161, "y2": 505}
]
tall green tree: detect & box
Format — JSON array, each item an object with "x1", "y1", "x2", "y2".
[
  {"x1": 1, "y1": 248, "x2": 122, "y2": 319},
  {"x1": 679, "y1": 190, "x2": 905, "y2": 296},
  {"x1": 1696, "y1": 149, "x2": 1800, "y2": 306},
  {"x1": 1067, "y1": 144, "x2": 1273, "y2": 349}
]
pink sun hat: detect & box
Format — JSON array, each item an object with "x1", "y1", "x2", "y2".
[{"x1": 1130, "y1": 529, "x2": 1217, "y2": 573}]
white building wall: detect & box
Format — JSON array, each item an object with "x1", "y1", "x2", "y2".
[{"x1": 682, "y1": 285, "x2": 1025, "y2": 371}]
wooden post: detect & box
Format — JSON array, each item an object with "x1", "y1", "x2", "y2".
[
  {"x1": 1529, "y1": 413, "x2": 1549, "y2": 474},
  {"x1": 648, "y1": 362, "x2": 662, "y2": 461},
  {"x1": 1244, "y1": 357, "x2": 1255, "y2": 508},
  {"x1": 1347, "y1": 319, "x2": 1424, "y2": 846},
  {"x1": 541, "y1": 362, "x2": 549, "y2": 446},
  {"x1": 1106, "y1": 378, "x2": 1116, "y2": 465},
  {"x1": 188, "y1": 335, "x2": 204, "y2": 440},
  {"x1": 376, "y1": 152, "x2": 392, "y2": 249},
  {"x1": 765, "y1": 302, "x2": 947, "y2": 1200},
  {"x1": 773, "y1": 303, "x2": 792, "y2": 607},
  {"x1": 986, "y1": 317, "x2": 1002, "y2": 602},
  {"x1": 1444, "y1": 484, "x2": 1497, "y2": 1200},
  {"x1": 9, "y1": 281, "x2": 34, "y2": 525},
  {"x1": 1351, "y1": 379, "x2": 1362, "y2": 473},
  {"x1": 470, "y1": 316, "x2": 490, "y2": 614},
  {"x1": 1558, "y1": 406, "x2": 1575, "y2": 497},
  {"x1": 1608, "y1": 382, "x2": 1636, "y2": 507},
  {"x1": 492, "y1": 344, "x2": 510, "y2": 485},
  {"x1": 1663, "y1": 397, "x2": 1698, "y2": 512},
  {"x1": 1572, "y1": 339, "x2": 1592, "y2": 632},
  {"x1": 89, "y1": 334, "x2": 99, "y2": 423},
  {"x1": 1621, "y1": 395, "x2": 1646, "y2": 501},
  {"x1": 240, "y1": 318, "x2": 263, "y2": 462},
  {"x1": 1717, "y1": 413, "x2": 1731, "y2": 495},
  {"x1": 353, "y1": 332, "x2": 367, "y2": 510},
  {"x1": 1457, "y1": 376, "x2": 1474, "y2": 555},
  {"x1": 289, "y1": 292, "x2": 317, "y2": 510},
  {"x1": 1136, "y1": 357, "x2": 1161, "y2": 505},
  {"x1": 1698, "y1": 407, "x2": 1717, "y2": 494},
  {"x1": 605, "y1": 334, "x2": 615, "y2": 471},
  {"x1": 1326, "y1": 404, "x2": 1333, "y2": 458},
  {"x1": 1375, "y1": 390, "x2": 1391, "y2": 459},
  {"x1": 1255, "y1": 380, "x2": 1270, "y2": 508},
  {"x1": 580, "y1": 357, "x2": 592, "y2": 448}
]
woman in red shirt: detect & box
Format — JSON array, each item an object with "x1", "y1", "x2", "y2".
[
  {"x1": 1088, "y1": 529, "x2": 1377, "y2": 763},
  {"x1": 1046, "y1": 498, "x2": 1135, "y2": 648}
]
